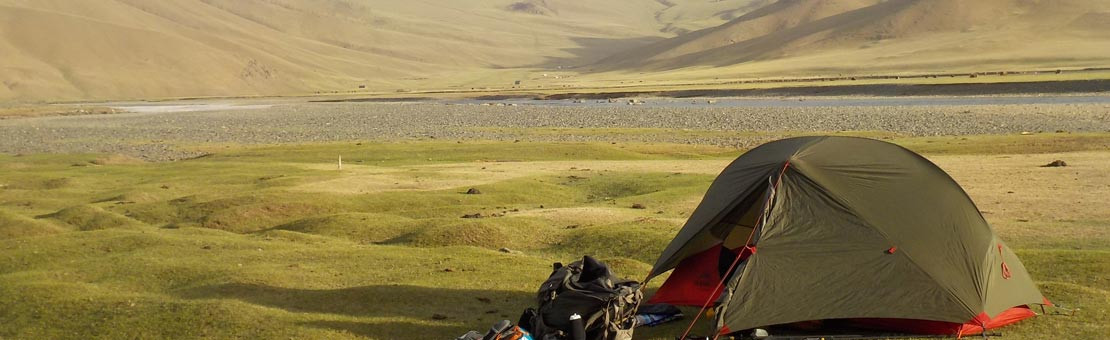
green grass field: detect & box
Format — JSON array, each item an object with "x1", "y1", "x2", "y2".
[{"x1": 1, "y1": 134, "x2": 1107, "y2": 339}]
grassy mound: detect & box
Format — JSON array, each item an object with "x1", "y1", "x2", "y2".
[
  {"x1": 120, "y1": 195, "x2": 220, "y2": 226},
  {"x1": 255, "y1": 229, "x2": 342, "y2": 245},
  {"x1": 96, "y1": 191, "x2": 163, "y2": 204},
  {"x1": 563, "y1": 172, "x2": 713, "y2": 204},
  {"x1": 399, "y1": 217, "x2": 555, "y2": 250},
  {"x1": 0, "y1": 209, "x2": 67, "y2": 239},
  {"x1": 40, "y1": 205, "x2": 147, "y2": 231},
  {"x1": 2, "y1": 177, "x2": 72, "y2": 190},
  {"x1": 200, "y1": 201, "x2": 326, "y2": 233},
  {"x1": 403, "y1": 221, "x2": 514, "y2": 249},
  {"x1": 122, "y1": 195, "x2": 332, "y2": 233},
  {"x1": 274, "y1": 213, "x2": 419, "y2": 244},
  {"x1": 556, "y1": 219, "x2": 679, "y2": 263}
]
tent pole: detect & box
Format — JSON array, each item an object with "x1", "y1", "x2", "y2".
[
  {"x1": 677, "y1": 162, "x2": 790, "y2": 340},
  {"x1": 709, "y1": 163, "x2": 790, "y2": 340}
]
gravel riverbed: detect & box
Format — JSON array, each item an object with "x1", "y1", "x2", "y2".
[{"x1": 1, "y1": 100, "x2": 1108, "y2": 161}]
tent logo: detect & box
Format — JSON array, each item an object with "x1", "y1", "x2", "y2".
[{"x1": 998, "y1": 244, "x2": 1012, "y2": 280}]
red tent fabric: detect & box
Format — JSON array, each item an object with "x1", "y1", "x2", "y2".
[
  {"x1": 846, "y1": 305, "x2": 1039, "y2": 336},
  {"x1": 659, "y1": 243, "x2": 1041, "y2": 338},
  {"x1": 649, "y1": 244, "x2": 752, "y2": 306}
]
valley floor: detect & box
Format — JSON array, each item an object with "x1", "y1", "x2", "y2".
[
  {"x1": 1, "y1": 97, "x2": 1108, "y2": 161},
  {"x1": 0, "y1": 100, "x2": 1107, "y2": 339}
]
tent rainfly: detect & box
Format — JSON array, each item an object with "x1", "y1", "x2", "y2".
[{"x1": 647, "y1": 136, "x2": 1049, "y2": 337}]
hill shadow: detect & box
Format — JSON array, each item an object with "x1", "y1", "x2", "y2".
[
  {"x1": 300, "y1": 319, "x2": 465, "y2": 339},
  {"x1": 604, "y1": 0, "x2": 921, "y2": 71},
  {"x1": 176, "y1": 283, "x2": 533, "y2": 320},
  {"x1": 525, "y1": 36, "x2": 666, "y2": 70},
  {"x1": 697, "y1": 0, "x2": 915, "y2": 68}
]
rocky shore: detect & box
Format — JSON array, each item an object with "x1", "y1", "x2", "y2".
[{"x1": 1, "y1": 100, "x2": 1107, "y2": 161}]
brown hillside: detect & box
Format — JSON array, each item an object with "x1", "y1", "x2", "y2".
[
  {"x1": 0, "y1": 0, "x2": 760, "y2": 102},
  {"x1": 2, "y1": 0, "x2": 1105, "y2": 101},
  {"x1": 599, "y1": 0, "x2": 881, "y2": 67},
  {"x1": 595, "y1": 0, "x2": 1110, "y2": 73}
]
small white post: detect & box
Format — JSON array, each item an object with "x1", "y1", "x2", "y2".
[{"x1": 338, "y1": 154, "x2": 343, "y2": 170}]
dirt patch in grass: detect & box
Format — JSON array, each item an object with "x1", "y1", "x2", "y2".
[
  {"x1": 90, "y1": 154, "x2": 146, "y2": 166},
  {"x1": 935, "y1": 152, "x2": 1110, "y2": 236}
]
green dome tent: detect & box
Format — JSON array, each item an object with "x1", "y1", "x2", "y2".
[{"x1": 647, "y1": 136, "x2": 1048, "y2": 337}]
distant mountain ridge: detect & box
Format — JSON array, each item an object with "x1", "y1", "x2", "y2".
[
  {"x1": 1, "y1": 0, "x2": 1107, "y2": 102},
  {"x1": 0, "y1": 0, "x2": 761, "y2": 101},
  {"x1": 594, "y1": 0, "x2": 1110, "y2": 73}
]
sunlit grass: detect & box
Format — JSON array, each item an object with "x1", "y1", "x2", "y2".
[{"x1": 1, "y1": 135, "x2": 1107, "y2": 339}]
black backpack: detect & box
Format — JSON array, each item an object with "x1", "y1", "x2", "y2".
[{"x1": 526, "y1": 256, "x2": 642, "y2": 340}]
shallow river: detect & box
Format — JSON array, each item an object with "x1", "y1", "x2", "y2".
[{"x1": 452, "y1": 95, "x2": 1110, "y2": 108}]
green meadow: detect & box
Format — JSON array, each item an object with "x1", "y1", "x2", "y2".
[{"x1": 1, "y1": 134, "x2": 1107, "y2": 339}]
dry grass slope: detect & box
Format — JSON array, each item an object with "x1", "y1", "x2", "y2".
[
  {"x1": 0, "y1": 0, "x2": 760, "y2": 102},
  {"x1": 593, "y1": 0, "x2": 1110, "y2": 78},
  {"x1": 6, "y1": 0, "x2": 1103, "y2": 102}
]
